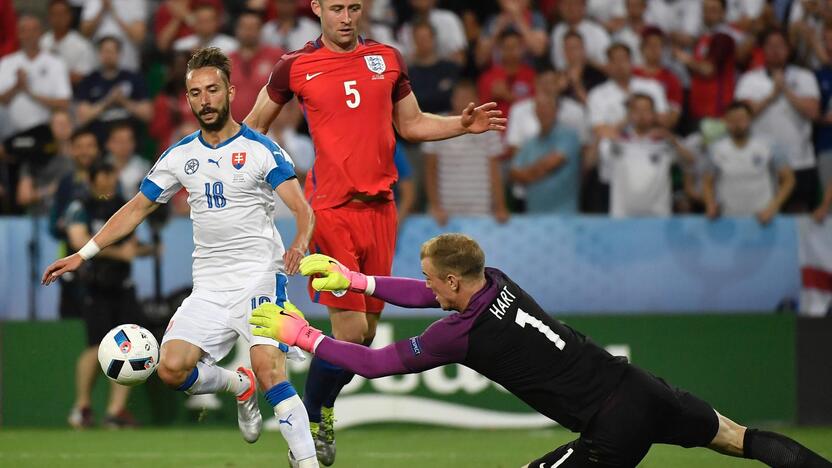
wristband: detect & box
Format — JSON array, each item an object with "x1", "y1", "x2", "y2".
[{"x1": 78, "y1": 240, "x2": 101, "y2": 260}]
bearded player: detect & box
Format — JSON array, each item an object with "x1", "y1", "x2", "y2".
[
  {"x1": 243, "y1": 0, "x2": 505, "y2": 463},
  {"x1": 250, "y1": 235, "x2": 832, "y2": 468},
  {"x1": 43, "y1": 48, "x2": 320, "y2": 467}
]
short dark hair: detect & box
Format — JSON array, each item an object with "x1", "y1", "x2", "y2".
[
  {"x1": 97, "y1": 35, "x2": 122, "y2": 51},
  {"x1": 563, "y1": 29, "x2": 583, "y2": 43},
  {"x1": 237, "y1": 8, "x2": 265, "y2": 22},
  {"x1": 726, "y1": 101, "x2": 752, "y2": 115},
  {"x1": 641, "y1": 26, "x2": 665, "y2": 42},
  {"x1": 186, "y1": 47, "x2": 232, "y2": 83},
  {"x1": 48, "y1": 0, "x2": 72, "y2": 10},
  {"x1": 759, "y1": 28, "x2": 789, "y2": 48},
  {"x1": 411, "y1": 18, "x2": 436, "y2": 37},
  {"x1": 89, "y1": 160, "x2": 116, "y2": 182},
  {"x1": 107, "y1": 122, "x2": 135, "y2": 140},
  {"x1": 70, "y1": 127, "x2": 97, "y2": 143},
  {"x1": 627, "y1": 92, "x2": 655, "y2": 110},
  {"x1": 607, "y1": 42, "x2": 632, "y2": 59},
  {"x1": 498, "y1": 29, "x2": 522, "y2": 44}
]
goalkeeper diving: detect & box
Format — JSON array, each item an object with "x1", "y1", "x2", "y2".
[{"x1": 250, "y1": 233, "x2": 832, "y2": 468}]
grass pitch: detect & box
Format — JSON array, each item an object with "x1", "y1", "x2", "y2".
[{"x1": 1, "y1": 426, "x2": 831, "y2": 467}]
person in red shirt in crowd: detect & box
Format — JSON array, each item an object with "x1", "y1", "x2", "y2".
[
  {"x1": 154, "y1": 0, "x2": 224, "y2": 53},
  {"x1": 674, "y1": 0, "x2": 737, "y2": 121},
  {"x1": 477, "y1": 29, "x2": 536, "y2": 124},
  {"x1": 243, "y1": 0, "x2": 505, "y2": 464},
  {"x1": 635, "y1": 27, "x2": 683, "y2": 129},
  {"x1": 149, "y1": 51, "x2": 199, "y2": 152},
  {"x1": 0, "y1": 0, "x2": 18, "y2": 58},
  {"x1": 228, "y1": 9, "x2": 284, "y2": 121}
]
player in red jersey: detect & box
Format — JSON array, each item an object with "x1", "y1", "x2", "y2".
[{"x1": 243, "y1": 0, "x2": 505, "y2": 464}]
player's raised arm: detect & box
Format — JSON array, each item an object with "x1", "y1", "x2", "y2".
[
  {"x1": 275, "y1": 178, "x2": 314, "y2": 275},
  {"x1": 299, "y1": 254, "x2": 440, "y2": 308},
  {"x1": 42, "y1": 192, "x2": 159, "y2": 285},
  {"x1": 250, "y1": 302, "x2": 456, "y2": 378},
  {"x1": 392, "y1": 91, "x2": 507, "y2": 143},
  {"x1": 243, "y1": 85, "x2": 285, "y2": 134}
]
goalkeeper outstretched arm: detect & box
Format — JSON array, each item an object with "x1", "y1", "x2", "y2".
[
  {"x1": 42, "y1": 192, "x2": 159, "y2": 285},
  {"x1": 299, "y1": 253, "x2": 440, "y2": 308},
  {"x1": 250, "y1": 302, "x2": 462, "y2": 379}
]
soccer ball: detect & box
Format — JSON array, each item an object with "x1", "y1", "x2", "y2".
[{"x1": 98, "y1": 324, "x2": 160, "y2": 386}]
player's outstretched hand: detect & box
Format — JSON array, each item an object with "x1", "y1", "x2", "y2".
[
  {"x1": 462, "y1": 102, "x2": 507, "y2": 134},
  {"x1": 299, "y1": 254, "x2": 369, "y2": 293},
  {"x1": 41, "y1": 253, "x2": 83, "y2": 286},
  {"x1": 250, "y1": 302, "x2": 322, "y2": 353}
]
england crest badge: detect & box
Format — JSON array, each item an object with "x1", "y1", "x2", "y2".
[
  {"x1": 232, "y1": 152, "x2": 246, "y2": 170},
  {"x1": 364, "y1": 55, "x2": 386, "y2": 75}
]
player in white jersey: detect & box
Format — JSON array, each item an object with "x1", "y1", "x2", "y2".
[{"x1": 42, "y1": 48, "x2": 319, "y2": 468}]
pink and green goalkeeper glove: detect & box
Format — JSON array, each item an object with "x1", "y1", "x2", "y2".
[
  {"x1": 299, "y1": 253, "x2": 370, "y2": 294},
  {"x1": 249, "y1": 302, "x2": 323, "y2": 353}
]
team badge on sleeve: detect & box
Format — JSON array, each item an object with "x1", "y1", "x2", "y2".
[
  {"x1": 364, "y1": 55, "x2": 386, "y2": 75},
  {"x1": 232, "y1": 152, "x2": 247, "y2": 170}
]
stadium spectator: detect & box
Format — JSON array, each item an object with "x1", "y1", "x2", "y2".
[
  {"x1": 75, "y1": 36, "x2": 152, "y2": 142},
  {"x1": 586, "y1": 0, "x2": 626, "y2": 32},
  {"x1": 813, "y1": 180, "x2": 832, "y2": 221},
  {"x1": 735, "y1": 28, "x2": 821, "y2": 212},
  {"x1": 635, "y1": 27, "x2": 684, "y2": 129},
  {"x1": 104, "y1": 123, "x2": 148, "y2": 199},
  {"x1": 16, "y1": 110, "x2": 75, "y2": 214},
  {"x1": 0, "y1": 14, "x2": 71, "y2": 135},
  {"x1": 397, "y1": 0, "x2": 467, "y2": 64},
  {"x1": 702, "y1": 102, "x2": 795, "y2": 224},
  {"x1": 0, "y1": 0, "x2": 17, "y2": 58},
  {"x1": 49, "y1": 128, "x2": 99, "y2": 334},
  {"x1": 612, "y1": 0, "x2": 649, "y2": 66},
  {"x1": 560, "y1": 30, "x2": 607, "y2": 105},
  {"x1": 407, "y1": 20, "x2": 460, "y2": 115},
  {"x1": 66, "y1": 161, "x2": 147, "y2": 430},
  {"x1": 477, "y1": 0, "x2": 548, "y2": 65},
  {"x1": 477, "y1": 30, "x2": 536, "y2": 122},
  {"x1": 423, "y1": 81, "x2": 508, "y2": 225},
  {"x1": 506, "y1": 66, "x2": 589, "y2": 154},
  {"x1": 40, "y1": 0, "x2": 97, "y2": 86},
  {"x1": 261, "y1": 0, "x2": 320, "y2": 52},
  {"x1": 550, "y1": 0, "x2": 611, "y2": 70},
  {"x1": 80, "y1": 0, "x2": 147, "y2": 72},
  {"x1": 788, "y1": 0, "x2": 829, "y2": 67},
  {"x1": 154, "y1": 0, "x2": 224, "y2": 53},
  {"x1": 509, "y1": 95, "x2": 583, "y2": 214},
  {"x1": 173, "y1": 3, "x2": 238, "y2": 54},
  {"x1": 460, "y1": 9, "x2": 487, "y2": 77},
  {"x1": 149, "y1": 51, "x2": 199, "y2": 152},
  {"x1": 674, "y1": 0, "x2": 739, "y2": 122},
  {"x1": 229, "y1": 10, "x2": 284, "y2": 122},
  {"x1": 355, "y1": 0, "x2": 400, "y2": 48},
  {"x1": 600, "y1": 93, "x2": 695, "y2": 217},
  {"x1": 588, "y1": 43, "x2": 669, "y2": 137},
  {"x1": 815, "y1": 21, "x2": 832, "y2": 189}
]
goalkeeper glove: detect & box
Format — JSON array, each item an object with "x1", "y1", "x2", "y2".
[
  {"x1": 249, "y1": 302, "x2": 323, "y2": 353},
  {"x1": 299, "y1": 253, "x2": 370, "y2": 294}
]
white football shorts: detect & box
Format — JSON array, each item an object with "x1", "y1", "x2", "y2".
[{"x1": 161, "y1": 272, "x2": 304, "y2": 364}]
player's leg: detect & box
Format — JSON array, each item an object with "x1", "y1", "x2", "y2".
[
  {"x1": 103, "y1": 289, "x2": 139, "y2": 428},
  {"x1": 251, "y1": 344, "x2": 317, "y2": 467},
  {"x1": 103, "y1": 382, "x2": 134, "y2": 428},
  {"x1": 708, "y1": 412, "x2": 832, "y2": 467}
]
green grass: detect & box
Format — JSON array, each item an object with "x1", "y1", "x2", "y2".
[{"x1": 0, "y1": 426, "x2": 831, "y2": 467}]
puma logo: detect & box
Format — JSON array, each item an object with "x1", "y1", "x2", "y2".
[
  {"x1": 208, "y1": 157, "x2": 222, "y2": 167},
  {"x1": 279, "y1": 413, "x2": 293, "y2": 428}
]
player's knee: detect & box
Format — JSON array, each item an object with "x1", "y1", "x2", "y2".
[
  {"x1": 335, "y1": 328, "x2": 368, "y2": 344},
  {"x1": 250, "y1": 346, "x2": 287, "y2": 389},
  {"x1": 157, "y1": 356, "x2": 193, "y2": 388}
]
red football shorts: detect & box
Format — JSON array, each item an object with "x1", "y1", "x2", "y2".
[{"x1": 308, "y1": 200, "x2": 397, "y2": 313}]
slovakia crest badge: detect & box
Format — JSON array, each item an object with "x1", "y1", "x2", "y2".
[{"x1": 232, "y1": 152, "x2": 246, "y2": 170}]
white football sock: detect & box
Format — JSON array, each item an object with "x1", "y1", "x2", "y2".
[
  {"x1": 276, "y1": 394, "x2": 317, "y2": 464},
  {"x1": 184, "y1": 362, "x2": 248, "y2": 396}
]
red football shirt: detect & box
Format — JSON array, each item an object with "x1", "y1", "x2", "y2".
[
  {"x1": 634, "y1": 67, "x2": 683, "y2": 110},
  {"x1": 266, "y1": 37, "x2": 412, "y2": 210}
]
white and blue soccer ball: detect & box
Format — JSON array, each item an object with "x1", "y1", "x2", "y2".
[{"x1": 98, "y1": 324, "x2": 160, "y2": 386}]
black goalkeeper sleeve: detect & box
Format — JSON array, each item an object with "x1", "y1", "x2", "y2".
[{"x1": 744, "y1": 428, "x2": 832, "y2": 468}]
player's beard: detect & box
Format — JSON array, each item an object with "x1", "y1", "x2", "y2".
[{"x1": 194, "y1": 98, "x2": 230, "y2": 132}]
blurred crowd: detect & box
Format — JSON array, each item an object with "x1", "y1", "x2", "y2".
[{"x1": 2, "y1": 0, "x2": 832, "y2": 231}]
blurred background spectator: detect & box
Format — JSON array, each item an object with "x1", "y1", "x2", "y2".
[
  {"x1": 407, "y1": 20, "x2": 460, "y2": 115},
  {"x1": 172, "y1": 3, "x2": 237, "y2": 54},
  {"x1": 398, "y1": 0, "x2": 467, "y2": 64},
  {"x1": 41, "y1": 0, "x2": 97, "y2": 86},
  {"x1": 80, "y1": 0, "x2": 147, "y2": 72},
  {"x1": 228, "y1": 9, "x2": 284, "y2": 122},
  {"x1": 260, "y1": 0, "x2": 320, "y2": 52},
  {"x1": 550, "y1": 0, "x2": 610, "y2": 71},
  {"x1": 104, "y1": 123, "x2": 148, "y2": 199}
]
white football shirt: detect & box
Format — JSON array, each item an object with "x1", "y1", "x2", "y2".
[
  {"x1": 140, "y1": 124, "x2": 296, "y2": 291},
  {"x1": 707, "y1": 137, "x2": 787, "y2": 215}
]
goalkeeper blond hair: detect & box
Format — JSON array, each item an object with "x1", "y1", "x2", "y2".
[{"x1": 420, "y1": 234, "x2": 485, "y2": 279}]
